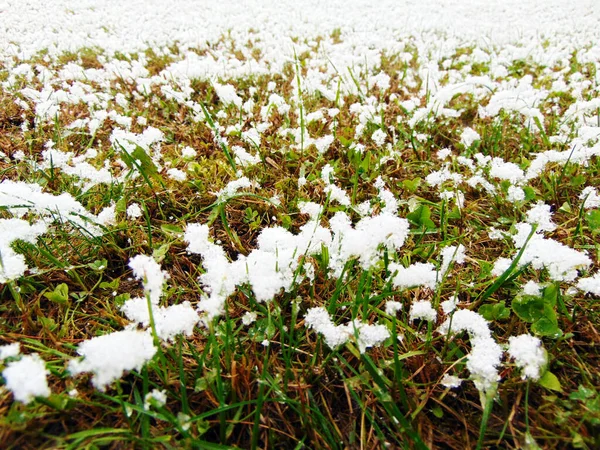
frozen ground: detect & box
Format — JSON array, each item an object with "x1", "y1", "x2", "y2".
[{"x1": 2, "y1": 0, "x2": 599, "y2": 74}]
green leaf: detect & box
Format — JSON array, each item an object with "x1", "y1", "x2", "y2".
[
  {"x1": 407, "y1": 204, "x2": 435, "y2": 229},
  {"x1": 195, "y1": 419, "x2": 211, "y2": 437},
  {"x1": 542, "y1": 283, "x2": 558, "y2": 308},
  {"x1": 538, "y1": 371, "x2": 563, "y2": 392},
  {"x1": 531, "y1": 317, "x2": 561, "y2": 338},
  {"x1": 558, "y1": 202, "x2": 572, "y2": 214},
  {"x1": 87, "y1": 259, "x2": 107, "y2": 271},
  {"x1": 512, "y1": 295, "x2": 545, "y2": 322},
  {"x1": 115, "y1": 197, "x2": 127, "y2": 213},
  {"x1": 479, "y1": 301, "x2": 511, "y2": 321},
  {"x1": 569, "y1": 385, "x2": 595, "y2": 401},
  {"x1": 131, "y1": 145, "x2": 159, "y2": 177},
  {"x1": 402, "y1": 178, "x2": 421, "y2": 193},
  {"x1": 100, "y1": 279, "x2": 120, "y2": 290},
  {"x1": 523, "y1": 186, "x2": 537, "y2": 202},
  {"x1": 447, "y1": 206, "x2": 462, "y2": 220},
  {"x1": 38, "y1": 316, "x2": 58, "y2": 331},
  {"x1": 113, "y1": 293, "x2": 130, "y2": 307},
  {"x1": 43, "y1": 283, "x2": 70, "y2": 305},
  {"x1": 160, "y1": 224, "x2": 183, "y2": 235},
  {"x1": 280, "y1": 214, "x2": 292, "y2": 229},
  {"x1": 152, "y1": 243, "x2": 171, "y2": 263},
  {"x1": 586, "y1": 209, "x2": 600, "y2": 233}
]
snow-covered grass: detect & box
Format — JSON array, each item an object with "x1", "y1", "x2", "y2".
[{"x1": 1, "y1": 1, "x2": 600, "y2": 448}]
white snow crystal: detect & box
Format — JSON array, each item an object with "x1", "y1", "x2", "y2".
[
  {"x1": 389, "y1": 262, "x2": 438, "y2": 290},
  {"x1": 526, "y1": 202, "x2": 556, "y2": 233},
  {"x1": 0, "y1": 343, "x2": 20, "y2": 360},
  {"x1": 438, "y1": 309, "x2": 502, "y2": 392},
  {"x1": 144, "y1": 389, "x2": 167, "y2": 410},
  {"x1": 580, "y1": 186, "x2": 600, "y2": 209},
  {"x1": 441, "y1": 295, "x2": 459, "y2": 314},
  {"x1": 129, "y1": 255, "x2": 167, "y2": 304},
  {"x1": 522, "y1": 280, "x2": 542, "y2": 296},
  {"x1": 507, "y1": 185, "x2": 525, "y2": 203},
  {"x1": 507, "y1": 334, "x2": 547, "y2": 380},
  {"x1": 385, "y1": 301, "x2": 403, "y2": 315},
  {"x1": 167, "y1": 168, "x2": 187, "y2": 181},
  {"x1": 127, "y1": 203, "x2": 143, "y2": 219},
  {"x1": 409, "y1": 300, "x2": 437, "y2": 322},
  {"x1": 304, "y1": 307, "x2": 389, "y2": 353},
  {"x1": 0, "y1": 218, "x2": 47, "y2": 283},
  {"x1": 242, "y1": 311, "x2": 258, "y2": 326},
  {"x1": 371, "y1": 129, "x2": 387, "y2": 146},
  {"x1": 214, "y1": 177, "x2": 255, "y2": 203},
  {"x1": 577, "y1": 272, "x2": 600, "y2": 296},
  {"x1": 69, "y1": 329, "x2": 157, "y2": 390},
  {"x1": 181, "y1": 146, "x2": 197, "y2": 159},
  {"x1": 213, "y1": 82, "x2": 242, "y2": 108},
  {"x1": 3, "y1": 354, "x2": 50, "y2": 403},
  {"x1": 441, "y1": 374, "x2": 463, "y2": 389},
  {"x1": 460, "y1": 127, "x2": 480, "y2": 148}
]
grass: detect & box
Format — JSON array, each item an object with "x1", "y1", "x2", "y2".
[{"x1": 0, "y1": 34, "x2": 600, "y2": 450}]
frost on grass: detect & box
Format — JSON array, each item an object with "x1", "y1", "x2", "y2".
[
  {"x1": 577, "y1": 272, "x2": 600, "y2": 296},
  {"x1": 0, "y1": 180, "x2": 105, "y2": 237},
  {"x1": 493, "y1": 223, "x2": 591, "y2": 282},
  {"x1": 121, "y1": 298, "x2": 200, "y2": 342},
  {"x1": 0, "y1": 218, "x2": 47, "y2": 283},
  {"x1": 2, "y1": 354, "x2": 50, "y2": 404},
  {"x1": 304, "y1": 307, "x2": 390, "y2": 353},
  {"x1": 144, "y1": 389, "x2": 167, "y2": 410},
  {"x1": 69, "y1": 330, "x2": 157, "y2": 390},
  {"x1": 2, "y1": 1, "x2": 600, "y2": 442},
  {"x1": 128, "y1": 255, "x2": 168, "y2": 304},
  {"x1": 185, "y1": 201, "x2": 409, "y2": 320},
  {"x1": 409, "y1": 300, "x2": 437, "y2": 322},
  {"x1": 123, "y1": 255, "x2": 200, "y2": 340},
  {"x1": 438, "y1": 309, "x2": 503, "y2": 393}
]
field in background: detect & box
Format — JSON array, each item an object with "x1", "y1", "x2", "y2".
[{"x1": 1, "y1": 1, "x2": 600, "y2": 448}]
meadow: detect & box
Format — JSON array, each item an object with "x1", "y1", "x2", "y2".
[{"x1": 1, "y1": 1, "x2": 600, "y2": 448}]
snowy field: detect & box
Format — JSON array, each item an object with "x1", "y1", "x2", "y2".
[{"x1": 1, "y1": 1, "x2": 600, "y2": 448}]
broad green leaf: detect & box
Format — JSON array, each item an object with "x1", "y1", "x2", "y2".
[
  {"x1": 569, "y1": 385, "x2": 595, "y2": 401},
  {"x1": 152, "y1": 242, "x2": 171, "y2": 262},
  {"x1": 531, "y1": 317, "x2": 561, "y2": 338},
  {"x1": 43, "y1": 283, "x2": 70, "y2": 305},
  {"x1": 100, "y1": 279, "x2": 120, "y2": 290},
  {"x1": 38, "y1": 316, "x2": 58, "y2": 331},
  {"x1": 542, "y1": 283, "x2": 558, "y2": 308},
  {"x1": 512, "y1": 295, "x2": 545, "y2": 322},
  {"x1": 87, "y1": 259, "x2": 107, "y2": 271},
  {"x1": 537, "y1": 371, "x2": 562, "y2": 392},
  {"x1": 407, "y1": 204, "x2": 435, "y2": 229},
  {"x1": 586, "y1": 209, "x2": 600, "y2": 233},
  {"x1": 113, "y1": 293, "x2": 130, "y2": 307},
  {"x1": 523, "y1": 186, "x2": 537, "y2": 202},
  {"x1": 196, "y1": 419, "x2": 211, "y2": 436},
  {"x1": 447, "y1": 205, "x2": 462, "y2": 220},
  {"x1": 115, "y1": 197, "x2": 127, "y2": 213},
  {"x1": 402, "y1": 178, "x2": 421, "y2": 193},
  {"x1": 558, "y1": 202, "x2": 572, "y2": 214},
  {"x1": 479, "y1": 301, "x2": 511, "y2": 321},
  {"x1": 131, "y1": 145, "x2": 159, "y2": 177}
]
